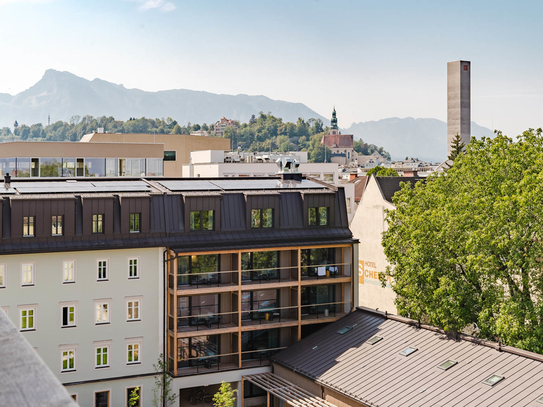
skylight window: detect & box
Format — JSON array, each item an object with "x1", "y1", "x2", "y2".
[
  {"x1": 366, "y1": 336, "x2": 383, "y2": 345},
  {"x1": 399, "y1": 347, "x2": 418, "y2": 356},
  {"x1": 337, "y1": 326, "x2": 353, "y2": 335},
  {"x1": 438, "y1": 360, "x2": 457, "y2": 370},
  {"x1": 536, "y1": 395, "x2": 543, "y2": 404},
  {"x1": 483, "y1": 374, "x2": 504, "y2": 386}
]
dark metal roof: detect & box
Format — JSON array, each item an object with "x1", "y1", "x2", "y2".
[
  {"x1": 375, "y1": 176, "x2": 422, "y2": 203},
  {"x1": 272, "y1": 308, "x2": 543, "y2": 407}
]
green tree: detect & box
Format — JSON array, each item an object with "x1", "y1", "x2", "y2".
[
  {"x1": 382, "y1": 128, "x2": 543, "y2": 354},
  {"x1": 128, "y1": 387, "x2": 140, "y2": 407},
  {"x1": 447, "y1": 132, "x2": 466, "y2": 165},
  {"x1": 172, "y1": 124, "x2": 182, "y2": 134},
  {"x1": 366, "y1": 167, "x2": 399, "y2": 177},
  {"x1": 213, "y1": 381, "x2": 237, "y2": 407},
  {"x1": 152, "y1": 354, "x2": 178, "y2": 407}
]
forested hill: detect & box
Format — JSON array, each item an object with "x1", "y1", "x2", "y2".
[{"x1": 0, "y1": 113, "x2": 390, "y2": 163}]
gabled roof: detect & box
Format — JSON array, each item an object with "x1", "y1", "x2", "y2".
[
  {"x1": 348, "y1": 176, "x2": 368, "y2": 203},
  {"x1": 272, "y1": 308, "x2": 543, "y2": 407},
  {"x1": 375, "y1": 176, "x2": 422, "y2": 203},
  {"x1": 321, "y1": 133, "x2": 354, "y2": 148}
]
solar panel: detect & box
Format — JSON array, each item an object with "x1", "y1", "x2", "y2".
[
  {"x1": 12, "y1": 181, "x2": 151, "y2": 194},
  {"x1": 210, "y1": 179, "x2": 281, "y2": 190},
  {"x1": 159, "y1": 180, "x2": 221, "y2": 191}
]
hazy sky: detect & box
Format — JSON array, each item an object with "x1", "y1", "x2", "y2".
[{"x1": 1, "y1": 0, "x2": 542, "y2": 136}]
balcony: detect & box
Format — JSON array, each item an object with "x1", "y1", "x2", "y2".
[
  {"x1": 300, "y1": 301, "x2": 349, "y2": 322},
  {"x1": 240, "y1": 305, "x2": 298, "y2": 327},
  {"x1": 301, "y1": 262, "x2": 351, "y2": 281},
  {"x1": 176, "y1": 310, "x2": 238, "y2": 334}
]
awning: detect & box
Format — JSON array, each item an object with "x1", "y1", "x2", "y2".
[{"x1": 243, "y1": 372, "x2": 336, "y2": 407}]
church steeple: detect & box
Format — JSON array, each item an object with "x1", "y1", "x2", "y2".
[{"x1": 331, "y1": 106, "x2": 338, "y2": 130}]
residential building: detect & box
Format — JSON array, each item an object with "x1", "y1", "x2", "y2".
[
  {"x1": 0, "y1": 174, "x2": 355, "y2": 407},
  {"x1": 321, "y1": 108, "x2": 358, "y2": 166},
  {"x1": 81, "y1": 132, "x2": 231, "y2": 176},
  {"x1": 212, "y1": 117, "x2": 239, "y2": 137},
  {"x1": 447, "y1": 60, "x2": 471, "y2": 155},
  {"x1": 266, "y1": 306, "x2": 543, "y2": 407}
]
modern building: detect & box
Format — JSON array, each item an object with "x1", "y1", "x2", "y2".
[
  {"x1": 350, "y1": 176, "x2": 421, "y2": 314},
  {"x1": 447, "y1": 60, "x2": 471, "y2": 155},
  {"x1": 321, "y1": 108, "x2": 358, "y2": 166},
  {"x1": 212, "y1": 117, "x2": 239, "y2": 137},
  {"x1": 80, "y1": 132, "x2": 231, "y2": 176},
  {"x1": 267, "y1": 306, "x2": 543, "y2": 407},
  {"x1": 0, "y1": 174, "x2": 356, "y2": 407}
]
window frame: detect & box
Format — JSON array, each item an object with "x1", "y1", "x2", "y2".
[
  {"x1": 60, "y1": 345, "x2": 77, "y2": 373},
  {"x1": 251, "y1": 208, "x2": 274, "y2": 229},
  {"x1": 126, "y1": 386, "x2": 142, "y2": 407},
  {"x1": 308, "y1": 206, "x2": 330, "y2": 226},
  {"x1": 97, "y1": 259, "x2": 109, "y2": 282},
  {"x1": 92, "y1": 214, "x2": 105, "y2": 234},
  {"x1": 21, "y1": 263, "x2": 35, "y2": 287},
  {"x1": 23, "y1": 215, "x2": 35, "y2": 237},
  {"x1": 128, "y1": 257, "x2": 140, "y2": 279},
  {"x1": 63, "y1": 260, "x2": 76, "y2": 284},
  {"x1": 60, "y1": 301, "x2": 78, "y2": 328},
  {"x1": 94, "y1": 342, "x2": 111, "y2": 369},
  {"x1": 163, "y1": 150, "x2": 176, "y2": 161},
  {"x1": 19, "y1": 305, "x2": 37, "y2": 331},
  {"x1": 0, "y1": 264, "x2": 6, "y2": 288},
  {"x1": 129, "y1": 213, "x2": 141, "y2": 233},
  {"x1": 52, "y1": 215, "x2": 64, "y2": 236},
  {"x1": 95, "y1": 300, "x2": 111, "y2": 325},
  {"x1": 190, "y1": 210, "x2": 214, "y2": 231},
  {"x1": 94, "y1": 390, "x2": 111, "y2": 407},
  {"x1": 126, "y1": 297, "x2": 142, "y2": 322},
  {"x1": 126, "y1": 338, "x2": 142, "y2": 365}
]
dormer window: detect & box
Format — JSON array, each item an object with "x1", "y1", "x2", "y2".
[
  {"x1": 251, "y1": 208, "x2": 273, "y2": 228},
  {"x1": 308, "y1": 207, "x2": 329, "y2": 226},
  {"x1": 190, "y1": 210, "x2": 214, "y2": 231}
]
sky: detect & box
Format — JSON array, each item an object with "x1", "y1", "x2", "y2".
[{"x1": 0, "y1": 0, "x2": 542, "y2": 136}]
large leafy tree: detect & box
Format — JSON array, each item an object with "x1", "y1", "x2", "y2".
[
  {"x1": 366, "y1": 167, "x2": 399, "y2": 177},
  {"x1": 382, "y1": 129, "x2": 543, "y2": 353}
]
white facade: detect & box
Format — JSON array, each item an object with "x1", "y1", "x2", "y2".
[{"x1": 0, "y1": 247, "x2": 163, "y2": 407}]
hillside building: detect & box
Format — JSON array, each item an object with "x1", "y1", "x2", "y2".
[
  {"x1": 212, "y1": 117, "x2": 239, "y2": 137},
  {"x1": 321, "y1": 108, "x2": 359, "y2": 166}
]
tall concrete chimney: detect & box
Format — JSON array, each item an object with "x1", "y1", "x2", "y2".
[{"x1": 447, "y1": 60, "x2": 471, "y2": 155}]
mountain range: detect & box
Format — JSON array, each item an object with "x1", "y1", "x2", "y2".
[{"x1": 0, "y1": 70, "x2": 493, "y2": 162}]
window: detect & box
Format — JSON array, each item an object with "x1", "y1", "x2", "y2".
[
  {"x1": 324, "y1": 173, "x2": 334, "y2": 182},
  {"x1": 95, "y1": 390, "x2": 110, "y2": 407},
  {"x1": 63, "y1": 261, "x2": 75, "y2": 283},
  {"x1": 241, "y1": 251, "x2": 279, "y2": 281},
  {"x1": 21, "y1": 263, "x2": 34, "y2": 286},
  {"x1": 97, "y1": 260, "x2": 108, "y2": 281},
  {"x1": 337, "y1": 326, "x2": 354, "y2": 335},
  {"x1": 177, "y1": 335, "x2": 220, "y2": 368},
  {"x1": 93, "y1": 214, "x2": 104, "y2": 234},
  {"x1": 463, "y1": 64, "x2": 468, "y2": 71},
  {"x1": 301, "y1": 247, "x2": 335, "y2": 277},
  {"x1": 366, "y1": 336, "x2": 383, "y2": 344},
  {"x1": 399, "y1": 347, "x2": 418, "y2": 356},
  {"x1": 251, "y1": 208, "x2": 273, "y2": 228},
  {"x1": 129, "y1": 258, "x2": 139, "y2": 279},
  {"x1": 308, "y1": 207, "x2": 329, "y2": 226},
  {"x1": 95, "y1": 344, "x2": 110, "y2": 368},
  {"x1": 130, "y1": 213, "x2": 141, "y2": 233},
  {"x1": 71, "y1": 395, "x2": 77, "y2": 402},
  {"x1": 177, "y1": 254, "x2": 220, "y2": 286},
  {"x1": 347, "y1": 197, "x2": 351, "y2": 214},
  {"x1": 95, "y1": 301, "x2": 110, "y2": 324},
  {"x1": 0, "y1": 264, "x2": 6, "y2": 288},
  {"x1": 23, "y1": 216, "x2": 35, "y2": 237},
  {"x1": 52, "y1": 215, "x2": 63, "y2": 236},
  {"x1": 61, "y1": 303, "x2": 77, "y2": 327},
  {"x1": 438, "y1": 360, "x2": 457, "y2": 370},
  {"x1": 127, "y1": 387, "x2": 141, "y2": 407},
  {"x1": 190, "y1": 210, "x2": 214, "y2": 230},
  {"x1": 177, "y1": 294, "x2": 220, "y2": 327},
  {"x1": 127, "y1": 298, "x2": 141, "y2": 321},
  {"x1": 60, "y1": 347, "x2": 76, "y2": 372},
  {"x1": 20, "y1": 307, "x2": 36, "y2": 331},
  {"x1": 127, "y1": 341, "x2": 141, "y2": 364},
  {"x1": 164, "y1": 151, "x2": 176, "y2": 161},
  {"x1": 483, "y1": 374, "x2": 504, "y2": 386}
]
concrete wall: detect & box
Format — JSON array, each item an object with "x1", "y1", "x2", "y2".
[
  {"x1": 349, "y1": 177, "x2": 397, "y2": 313},
  {"x1": 447, "y1": 60, "x2": 471, "y2": 154},
  {"x1": 0, "y1": 247, "x2": 163, "y2": 407}
]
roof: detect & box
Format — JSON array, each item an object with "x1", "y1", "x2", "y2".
[
  {"x1": 321, "y1": 133, "x2": 354, "y2": 148},
  {"x1": 272, "y1": 308, "x2": 543, "y2": 407},
  {"x1": 375, "y1": 176, "x2": 422, "y2": 203},
  {"x1": 348, "y1": 176, "x2": 368, "y2": 203},
  {"x1": 0, "y1": 311, "x2": 77, "y2": 407}
]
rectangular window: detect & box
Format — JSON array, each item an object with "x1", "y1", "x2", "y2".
[
  {"x1": 308, "y1": 207, "x2": 329, "y2": 226},
  {"x1": 95, "y1": 302, "x2": 110, "y2": 324},
  {"x1": 23, "y1": 216, "x2": 35, "y2": 237},
  {"x1": 20, "y1": 307, "x2": 36, "y2": 331},
  {"x1": 95, "y1": 345, "x2": 110, "y2": 368},
  {"x1": 129, "y1": 258, "x2": 139, "y2": 279},
  {"x1": 61, "y1": 304, "x2": 76, "y2": 327},
  {"x1": 190, "y1": 210, "x2": 214, "y2": 231},
  {"x1": 251, "y1": 208, "x2": 273, "y2": 229},
  {"x1": 61, "y1": 349, "x2": 76, "y2": 372},
  {"x1": 127, "y1": 299, "x2": 141, "y2": 321},
  {"x1": 177, "y1": 254, "x2": 220, "y2": 286},
  {"x1": 163, "y1": 151, "x2": 176, "y2": 161},
  {"x1": 63, "y1": 261, "x2": 75, "y2": 283},
  {"x1": 52, "y1": 215, "x2": 63, "y2": 236},
  {"x1": 347, "y1": 197, "x2": 351, "y2": 214},
  {"x1": 95, "y1": 391, "x2": 110, "y2": 407},
  {"x1": 93, "y1": 214, "x2": 104, "y2": 234},
  {"x1": 0, "y1": 264, "x2": 6, "y2": 288},
  {"x1": 127, "y1": 387, "x2": 140, "y2": 407},
  {"x1": 127, "y1": 342, "x2": 140, "y2": 364},
  {"x1": 97, "y1": 260, "x2": 108, "y2": 281},
  {"x1": 129, "y1": 213, "x2": 141, "y2": 233},
  {"x1": 22, "y1": 263, "x2": 34, "y2": 286}
]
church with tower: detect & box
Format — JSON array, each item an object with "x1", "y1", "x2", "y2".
[{"x1": 321, "y1": 107, "x2": 358, "y2": 166}]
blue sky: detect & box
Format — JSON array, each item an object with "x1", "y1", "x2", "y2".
[{"x1": 1, "y1": 0, "x2": 542, "y2": 136}]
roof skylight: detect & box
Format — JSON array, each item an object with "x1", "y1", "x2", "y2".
[
  {"x1": 483, "y1": 374, "x2": 504, "y2": 386},
  {"x1": 399, "y1": 347, "x2": 418, "y2": 356},
  {"x1": 537, "y1": 395, "x2": 543, "y2": 404},
  {"x1": 366, "y1": 336, "x2": 383, "y2": 345},
  {"x1": 438, "y1": 360, "x2": 458, "y2": 370},
  {"x1": 337, "y1": 326, "x2": 353, "y2": 335}
]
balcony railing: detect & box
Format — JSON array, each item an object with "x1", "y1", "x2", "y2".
[
  {"x1": 177, "y1": 309, "x2": 237, "y2": 332},
  {"x1": 301, "y1": 262, "x2": 351, "y2": 280},
  {"x1": 300, "y1": 301, "x2": 350, "y2": 320},
  {"x1": 241, "y1": 265, "x2": 296, "y2": 284},
  {"x1": 240, "y1": 304, "x2": 298, "y2": 325},
  {"x1": 241, "y1": 346, "x2": 287, "y2": 364},
  {"x1": 174, "y1": 269, "x2": 235, "y2": 289}
]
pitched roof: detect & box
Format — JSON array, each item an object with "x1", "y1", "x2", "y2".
[
  {"x1": 321, "y1": 133, "x2": 354, "y2": 148},
  {"x1": 375, "y1": 176, "x2": 422, "y2": 203},
  {"x1": 272, "y1": 308, "x2": 543, "y2": 407},
  {"x1": 348, "y1": 176, "x2": 368, "y2": 202}
]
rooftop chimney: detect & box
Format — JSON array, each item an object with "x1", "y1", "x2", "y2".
[{"x1": 276, "y1": 157, "x2": 303, "y2": 182}]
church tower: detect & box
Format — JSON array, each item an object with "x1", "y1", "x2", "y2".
[{"x1": 330, "y1": 107, "x2": 339, "y2": 135}]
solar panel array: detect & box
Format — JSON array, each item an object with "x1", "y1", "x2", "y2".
[
  {"x1": 158, "y1": 180, "x2": 221, "y2": 191},
  {"x1": 10, "y1": 181, "x2": 151, "y2": 194},
  {"x1": 161, "y1": 179, "x2": 326, "y2": 192}
]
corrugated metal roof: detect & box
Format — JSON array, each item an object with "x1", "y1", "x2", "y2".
[
  {"x1": 375, "y1": 176, "x2": 422, "y2": 203},
  {"x1": 273, "y1": 308, "x2": 543, "y2": 407}
]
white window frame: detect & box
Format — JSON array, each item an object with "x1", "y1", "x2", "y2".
[
  {"x1": 126, "y1": 296, "x2": 142, "y2": 322},
  {"x1": 126, "y1": 338, "x2": 142, "y2": 365},
  {"x1": 60, "y1": 344, "x2": 78, "y2": 373},
  {"x1": 63, "y1": 260, "x2": 76, "y2": 284},
  {"x1": 94, "y1": 341, "x2": 111, "y2": 369},
  {"x1": 19, "y1": 305, "x2": 37, "y2": 331},
  {"x1": 21, "y1": 263, "x2": 35, "y2": 286},
  {"x1": 97, "y1": 259, "x2": 109, "y2": 282},
  {"x1": 60, "y1": 301, "x2": 78, "y2": 328},
  {"x1": 0, "y1": 264, "x2": 6, "y2": 288},
  {"x1": 128, "y1": 257, "x2": 139, "y2": 279},
  {"x1": 94, "y1": 300, "x2": 111, "y2": 325}
]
